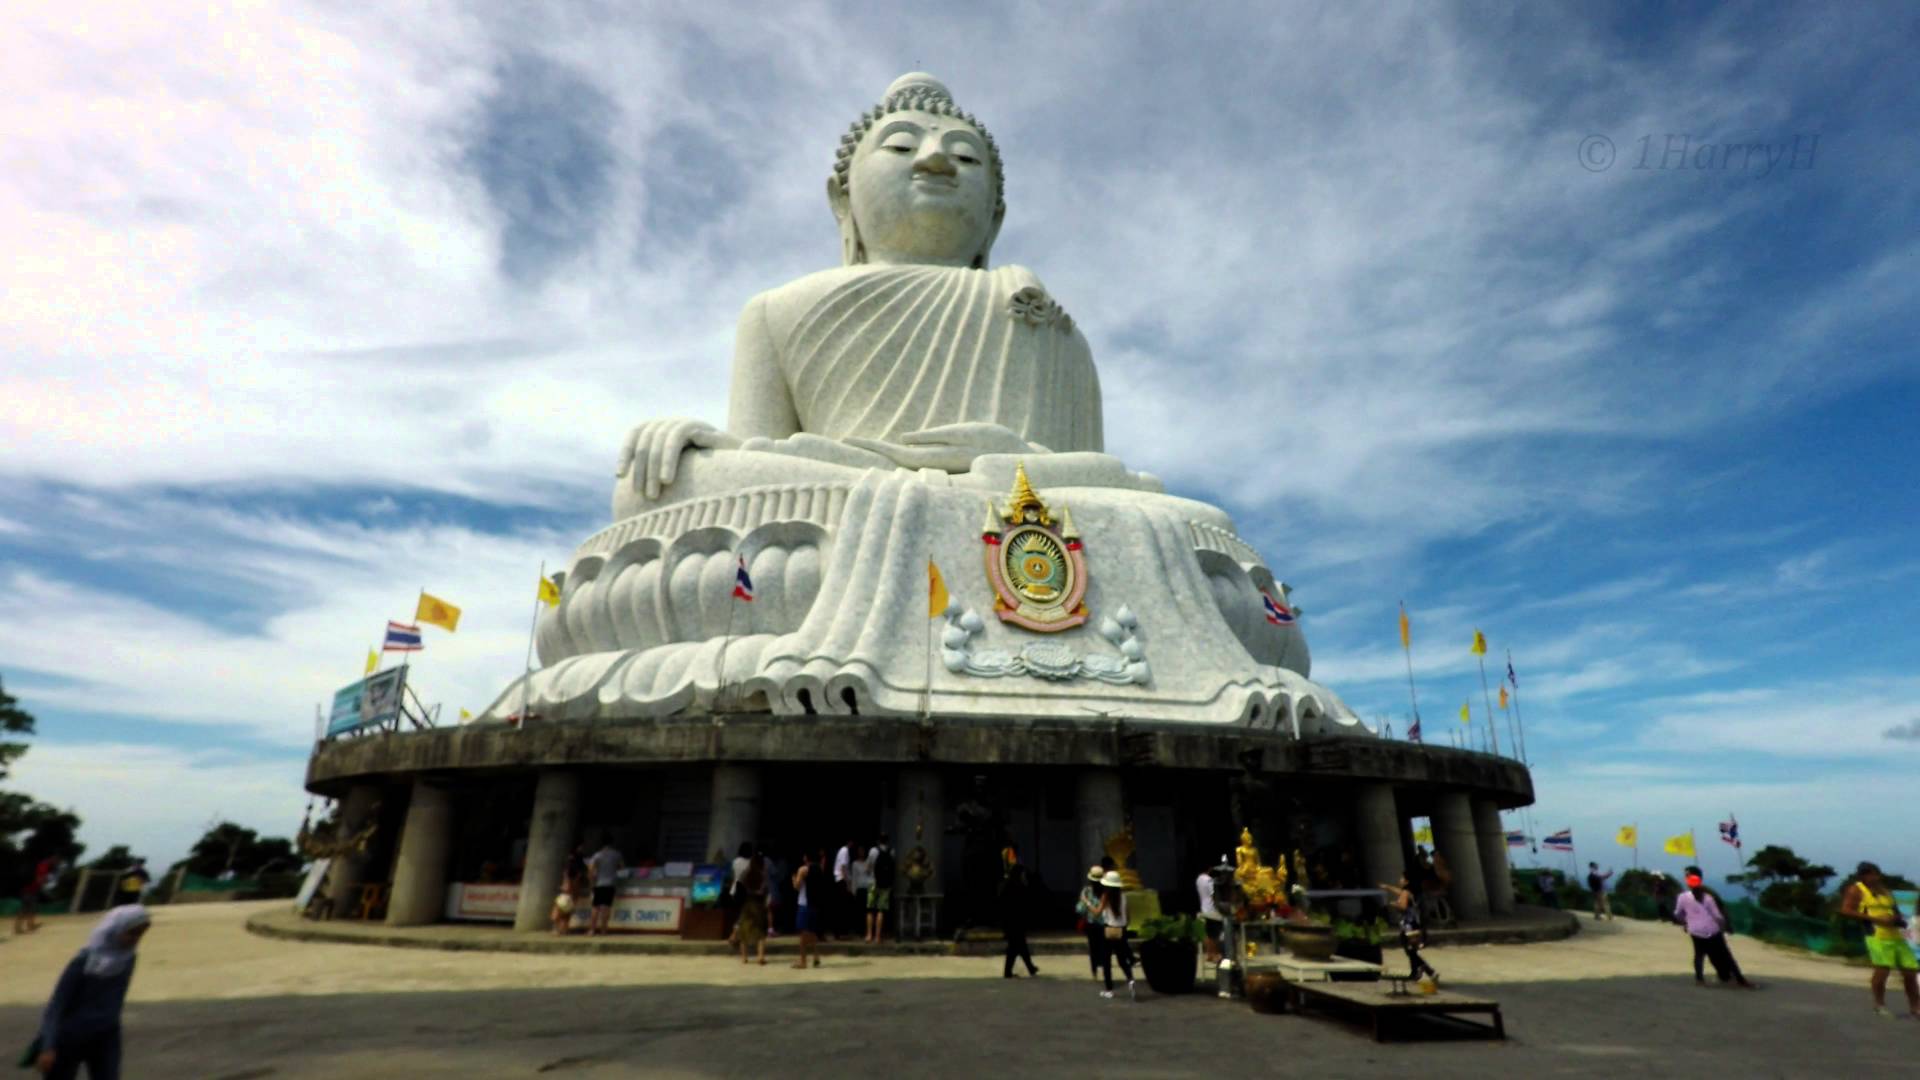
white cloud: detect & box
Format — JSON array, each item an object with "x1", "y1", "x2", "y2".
[{"x1": 8, "y1": 741, "x2": 308, "y2": 871}]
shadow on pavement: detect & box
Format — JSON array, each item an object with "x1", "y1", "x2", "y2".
[{"x1": 2, "y1": 970, "x2": 1909, "y2": 1078}]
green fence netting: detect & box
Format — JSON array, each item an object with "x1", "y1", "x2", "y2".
[{"x1": 1610, "y1": 894, "x2": 1868, "y2": 958}]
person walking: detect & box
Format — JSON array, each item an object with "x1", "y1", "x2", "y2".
[
  {"x1": 586, "y1": 834, "x2": 624, "y2": 936},
  {"x1": 31, "y1": 904, "x2": 151, "y2": 1080},
  {"x1": 1095, "y1": 870, "x2": 1137, "y2": 1001},
  {"x1": 1673, "y1": 870, "x2": 1754, "y2": 988},
  {"x1": 731, "y1": 854, "x2": 770, "y2": 966},
  {"x1": 1587, "y1": 862, "x2": 1615, "y2": 921},
  {"x1": 1534, "y1": 868, "x2": 1559, "y2": 909},
  {"x1": 15, "y1": 856, "x2": 61, "y2": 935},
  {"x1": 866, "y1": 836, "x2": 894, "y2": 944},
  {"x1": 999, "y1": 854, "x2": 1040, "y2": 978},
  {"x1": 1380, "y1": 873, "x2": 1439, "y2": 991},
  {"x1": 791, "y1": 851, "x2": 822, "y2": 969},
  {"x1": 1075, "y1": 865, "x2": 1106, "y2": 982},
  {"x1": 1839, "y1": 861, "x2": 1918, "y2": 1019}
]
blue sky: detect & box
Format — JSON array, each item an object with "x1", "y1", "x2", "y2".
[{"x1": 2, "y1": 1, "x2": 1916, "y2": 877}]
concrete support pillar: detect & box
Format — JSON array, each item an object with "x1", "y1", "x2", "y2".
[
  {"x1": 1075, "y1": 769, "x2": 1125, "y2": 874},
  {"x1": 704, "y1": 764, "x2": 762, "y2": 864},
  {"x1": 1472, "y1": 797, "x2": 1516, "y2": 915},
  {"x1": 894, "y1": 768, "x2": 944, "y2": 886},
  {"x1": 1354, "y1": 783, "x2": 1405, "y2": 892},
  {"x1": 386, "y1": 780, "x2": 453, "y2": 927},
  {"x1": 513, "y1": 770, "x2": 582, "y2": 931},
  {"x1": 1431, "y1": 791, "x2": 1490, "y2": 922},
  {"x1": 324, "y1": 782, "x2": 382, "y2": 915}
]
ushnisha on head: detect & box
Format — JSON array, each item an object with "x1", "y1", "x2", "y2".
[{"x1": 829, "y1": 73, "x2": 1006, "y2": 269}]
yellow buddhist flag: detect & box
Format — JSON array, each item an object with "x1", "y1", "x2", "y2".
[
  {"x1": 537, "y1": 574, "x2": 561, "y2": 608},
  {"x1": 1616, "y1": 826, "x2": 1638, "y2": 848},
  {"x1": 1459, "y1": 701, "x2": 1471, "y2": 725},
  {"x1": 459, "y1": 708, "x2": 473, "y2": 722},
  {"x1": 416, "y1": 592, "x2": 461, "y2": 632},
  {"x1": 1471, "y1": 629, "x2": 1488, "y2": 656},
  {"x1": 1663, "y1": 832, "x2": 1695, "y2": 857},
  {"x1": 364, "y1": 647, "x2": 378, "y2": 676},
  {"x1": 1398, "y1": 603, "x2": 1410, "y2": 650},
  {"x1": 1413, "y1": 824, "x2": 1434, "y2": 845},
  {"x1": 1499, "y1": 685, "x2": 1509, "y2": 709},
  {"x1": 928, "y1": 559, "x2": 950, "y2": 618}
]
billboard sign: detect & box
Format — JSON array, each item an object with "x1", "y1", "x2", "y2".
[{"x1": 328, "y1": 666, "x2": 408, "y2": 738}]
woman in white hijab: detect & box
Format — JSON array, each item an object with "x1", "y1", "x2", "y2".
[{"x1": 32, "y1": 904, "x2": 150, "y2": 1079}]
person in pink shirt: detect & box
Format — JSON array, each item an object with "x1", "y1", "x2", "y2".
[{"x1": 1672, "y1": 868, "x2": 1755, "y2": 988}]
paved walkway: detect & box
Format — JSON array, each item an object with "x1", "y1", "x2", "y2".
[
  {"x1": 240, "y1": 904, "x2": 1578, "y2": 955},
  {"x1": 2, "y1": 902, "x2": 1911, "y2": 1078}
]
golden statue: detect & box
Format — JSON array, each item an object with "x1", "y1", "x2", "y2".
[
  {"x1": 1234, "y1": 827, "x2": 1262, "y2": 886},
  {"x1": 1103, "y1": 822, "x2": 1143, "y2": 889}
]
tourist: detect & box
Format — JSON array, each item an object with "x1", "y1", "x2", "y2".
[
  {"x1": 866, "y1": 835, "x2": 894, "y2": 943},
  {"x1": 1534, "y1": 868, "x2": 1558, "y2": 909},
  {"x1": 1587, "y1": 862, "x2": 1615, "y2": 921},
  {"x1": 113, "y1": 860, "x2": 149, "y2": 908},
  {"x1": 1196, "y1": 861, "x2": 1223, "y2": 969},
  {"x1": 850, "y1": 835, "x2": 874, "y2": 939},
  {"x1": 791, "y1": 851, "x2": 822, "y2": 969},
  {"x1": 1380, "y1": 873, "x2": 1439, "y2": 991},
  {"x1": 999, "y1": 853, "x2": 1039, "y2": 978},
  {"x1": 731, "y1": 854, "x2": 769, "y2": 966},
  {"x1": 1095, "y1": 870, "x2": 1137, "y2": 1001},
  {"x1": 832, "y1": 838, "x2": 855, "y2": 940},
  {"x1": 1673, "y1": 870, "x2": 1754, "y2": 988},
  {"x1": 1075, "y1": 865, "x2": 1106, "y2": 982},
  {"x1": 31, "y1": 904, "x2": 151, "y2": 1080},
  {"x1": 587, "y1": 834, "x2": 624, "y2": 936},
  {"x1": 728, "y1": 841, "x2": 753, "y2": 933},
  {"x1": 15, "y1": 855, "x2": 61, "y2": 934},
  {"x1": 1838, "y1": 861, "x2": 1918, "y2": 1018}
]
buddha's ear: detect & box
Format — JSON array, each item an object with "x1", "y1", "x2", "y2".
[
  {"x1": 827, "y1": 176, "x2": 865, "y2": 266},
  {"x1": 972, "y1": 201, "x2": 1006, "y2": 270}
]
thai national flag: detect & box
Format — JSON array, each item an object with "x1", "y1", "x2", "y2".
[
  {"x1": 1261, "y1": 590, "x2": 1294, "y2": 626},
  {"x1": 1407, "y1": 714, "x2": 1422, "y2": 743},
  {"x1": 1543, "y1": 829, "x2": 1574, "y2": 852},
  {"x1": 1718, "y1": 816, "x2": 1741, "y2": 850},
  {"x1": 382, "y1": 620, "x2": 423, "y2": 653},
  {"x1": 1505, "y1": 830, "x2": 1529, "y2": 848},
  {"x1": 731, "y1": 557, "x2": 754, "y2": 602}
]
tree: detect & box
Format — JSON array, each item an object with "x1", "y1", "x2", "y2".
[
  {"x1": 1728, "y1": 844, "x2": 1836, "y2": 919},
  {"x1": 0, "y1": 675, "x2": 35, "y2": 782},
  {"x1": 182, "y1": 821, "x2": 298, "y2": 878}
]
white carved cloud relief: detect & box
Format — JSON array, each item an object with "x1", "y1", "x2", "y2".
[{"x1": 1, "y1": 2, "x2": 1916, "y2": 870}]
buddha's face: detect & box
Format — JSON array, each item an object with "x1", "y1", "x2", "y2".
[{"x1": 839, "y1": 109, "x2": 1002, "y2": 267}]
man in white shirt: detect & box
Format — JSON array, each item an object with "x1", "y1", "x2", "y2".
[
  {"x1": 587, "y1": 834, "x2": 625, "y2": 936},
  {"x1": 833, "y1": 840, "x2": 855, "y2": 939},
  {"x1": 1196, "y1": 864, "x2": 1223, "y2": 967}
]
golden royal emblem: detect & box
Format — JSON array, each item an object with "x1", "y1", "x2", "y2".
[{"x1": 982, "y1": 464, "x2": 1089, "y2": 632}]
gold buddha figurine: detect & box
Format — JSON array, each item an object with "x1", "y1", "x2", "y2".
[{"x1": 1234, "y1": 827, "x2": 1262, "y2": 886}]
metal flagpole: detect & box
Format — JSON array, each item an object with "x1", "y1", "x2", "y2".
[
  {"x1": 1507, "y1": 650, "x2": 1529, "y2": 765},
  {"x1": 923, "y1": 555, "x2": 934, "y2": 720},
  {"x1": 716, "y1": 560, "x2": 742, "y2": 715},
  {"x1": 1634, "y1": 823, "x2": 1639, "y2": 871},
  {"x1": 1476, "y1": 649, "x2": 1500, "y2": 757},
  {"x1": 1398, "y1": 601, "x2": 1421, "y2": 741},
  {"x1": 522, "y1": 560, "x2": 545, "y2": 721}
]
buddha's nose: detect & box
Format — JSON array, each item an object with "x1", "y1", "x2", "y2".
[{"x1": 913, "y1": 146, "x2": 957, "y2": 176}]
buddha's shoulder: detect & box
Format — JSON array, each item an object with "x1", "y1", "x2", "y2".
[{"x1": 742, "y1": 264, "x2": 1062, "y2": 339}]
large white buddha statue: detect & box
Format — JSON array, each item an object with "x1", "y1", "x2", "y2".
[{"x1": 484, "y1": 75, "x2": 1368, "y2": 734}]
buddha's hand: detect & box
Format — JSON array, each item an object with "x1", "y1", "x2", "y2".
[
  {"x1": 845, "y1": 422, "x2": 1049, "y2": 472},
  {"x1": 615, "y1": 418, "x2": 742, "y2": 501}
]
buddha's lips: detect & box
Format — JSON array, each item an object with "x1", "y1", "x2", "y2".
[{"x1": 911, "y1": 173, "x2": 959, "y2": 189}]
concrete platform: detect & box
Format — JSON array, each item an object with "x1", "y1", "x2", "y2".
[{"x1": 246, "y1": 905, "x2": 1577, "y2": 955}]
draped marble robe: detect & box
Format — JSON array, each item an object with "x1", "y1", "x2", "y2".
[{"x1": 751, "y1": 264, "x2": 1105, "y2": 454}]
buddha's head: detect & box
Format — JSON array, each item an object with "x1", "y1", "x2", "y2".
[{"x1": 830, "y1": 73, "x2": 1006, "y2": 269}]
